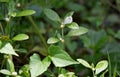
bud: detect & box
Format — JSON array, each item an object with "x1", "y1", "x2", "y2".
[
  {"x1": 60, "y1": 24, "x2": 64, "y2": 28},
  {"x1": 60, "y1": 38, "x2": 64, "y2": 43},
  {"x1": 5, "y1": 17, "x2": 10, "y2": 22},
  {"x1": 58, "y1": 74, "x2": 65, "y2": 77},
  {"x1": 63, "y1": 16, "x2": 73, "y2": 25},
  {"x1": 12, "y1": 72, "x2": 17, "y2": 76},
  {"x1": 17, "y1": 3, "x2": 21, "y2": 7}
]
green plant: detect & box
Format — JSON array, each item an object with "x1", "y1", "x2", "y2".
[
  {"x1": 0, "y1": 0, "x2": 35, "y2": 76},
  {"x1": 0, "y1": 0, "x2": 110, "y2": 77},
  {"x1": 77, "y1": 59, "x2": 108, "y2": 77}
]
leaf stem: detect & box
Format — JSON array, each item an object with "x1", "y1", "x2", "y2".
[
  {"x1": 92, "y1": 70, "x2": 95, "y2": 77},
  {"x1": 27, "y1": 16, "x2": 48, "y2": 54}
]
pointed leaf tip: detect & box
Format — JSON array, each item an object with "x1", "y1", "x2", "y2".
[
  {"x1": 44, "y1": 8, "x2": 60, "y2": 22},
  {"x1": 95, "y1": 60, "x2": 108, "y2": 75},
  {"x1": 48, "y1": 45, "x2": 78, "y2": 67},
  {"x1": 16, "y1": 10, "x2": 36, "y2": 17},
  {"x1": 67, "y1": 27, "x2": 88, "y2": 36},
  {"x1": 0, "y1": 43, "x2": 18, "y2": 56},
  {"x1": 47, "y1": 37, "x2": 60, "y2": 44},
  {"x1": 30, "y1": 53, "x2": 51, "y2": 77},
  {"x1": 12, "y1": 34, "x2": 29, "y2": 41},
  {"x1": 77, "y1": 59, "x2": 91, "y2": 68}
]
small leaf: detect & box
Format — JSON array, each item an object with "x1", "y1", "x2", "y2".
[
  {"x1": 0, "y1": 43, "x2": 18, "y2": 56},
  {"x1": 15, "y1": 49, "x2": 28, "y2": 53},
  {"x1": 47, "y1": 37, "x2": 60, "y2": 44},
  {"x1": 67, "y1": 22, "x2": 79, "y2": 29},
  {"x1": 19, "y1": 64, "x2": 30, "y2": 77},
  {"x1": 95, "y1": 60, "x2": 108, "y2": 75},
  {"x1": 77, "y1": 59, "x2": 91, "y2": 68},
  {"x1": 44, "y1": 8, "x2": 61, "y2": 22},
  {"x1": 49, "y1": 45, "x2": 78, "y2": 67},
  {"x1": 7, "y1": 59, "x2": 15, "y2": 72},
  {"x1": 0, "y1": 69, "x2": 11, "y2": 75},
  {"x1": 65, "y1": 11, "x2": 74, "y2": 17},
  {"x1": 67, "y1": 27, "x2": 88, "y2": 36},
  {"x1": 57, "y1": 33, "x2": 62, "y2": 39},
  {"x1": 12, "y1": 34, "x2": 29, "y2": 41},
  {"x1": 30, "y1": 54, "x2": 51, "y2": 77},
  {"x1": 9, "y1": 12, "x2": 16, "y2": 17},
  {"x1": 16, "y1": 10, "x2": 36, "y2": 17}
]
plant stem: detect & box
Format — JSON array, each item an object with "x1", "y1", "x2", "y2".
[
  {"x1": 107, "y1": 51, "x2": 112, "y2": 77},
  {"x1": 1, "y1": 58, "x2": 6, "y2": 69},
  {"x1": 27, "y1": 16, "x2": 48, "y2": 54},
  {"x1": 92, "y1": 69, "x2": 97, "y2": 77},
  {"x1": 61, "y1": 27, "x2": 65, "y2": 49},
  {"x1": 58, "y1": 67, "x2": 62, "y2": 74},
  {"x1": 113, "y1": 65, "x2": 117, "y2": 77},
  {"x1": 92, "y1": 70, "x2": 95, "y2": 77},
  {"x1": 61, "y1": 28, "x2": 64, "y2": 38},
  {"x1": 0, "y1": 22, "x2": 4, "y2": 35}
]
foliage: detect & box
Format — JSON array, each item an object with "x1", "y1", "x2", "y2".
[{"x1": 0, "y1": 0, "x2": 119, "y2": 77}]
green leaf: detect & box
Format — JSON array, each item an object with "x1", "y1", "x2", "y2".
[
  {"x1": 47, "y1": 37, "x2": 60, "y2": 44},
  {"x1": 48, "y1": 45, "x2": 78, "y2": 67},
  {"x1": 67, "y1": 22, "x2": 79, "y2": 29},
  {"x1": 115, "y1": 30, "x2": 120, "y2": 39},
  {"x1": 58, "y1": 72, "x2": 76, "y2": 77},
  {"x1": 7, "y1": 59, "x2": 15, "y2": 72},
  {"x1": 0, "y1": 0, "x2": 10, "y2": 2},
  {"x1": 30, "y1": 54, "x2": 51, "y2": 77},
  {"x1": 19, "y1": 64, "x2": 30, "y2": 77},
  {"x1": 15, "y1": 49, "x2": 28, "y2": 54},
  {"x1": 44, "y1": 8, "x2": 61, "y2": 22},
  {"x1": 67, "y1": 27, "x2": 88, "y2": 36},
  {"x1": 77, "y1": 59, "x2": 91, "y2": 68},
  {"x1": 95, "y1": 60, "x2": 108, "y2": 75},
  {"x1": 80, "y1": 36, "x2": 91, "y2": 48},
  {"x1": 0, "y1": 43, "x2": 18, "y2": 56},
  {"x1": 16, "y1": 10, "x2": 36, "y2": 17},
  {"x1": 65, "y1": 11, "x2": 74, "y2": 17},
  {"x1": 9, "y1": 12, "x2": 16, "y2": 17},
  {"x1": 66, "y1": 2, "x2": 85, "y2": 12},
  {"x1": 0, "y1": 69, "x2": 11, "y2": 75},
  {"x1": 66, "y1": 38, "x2": 77, "y2": 52},
  {"x1": 12, "y1": 34, "x2": 29, "y2": 41}
]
